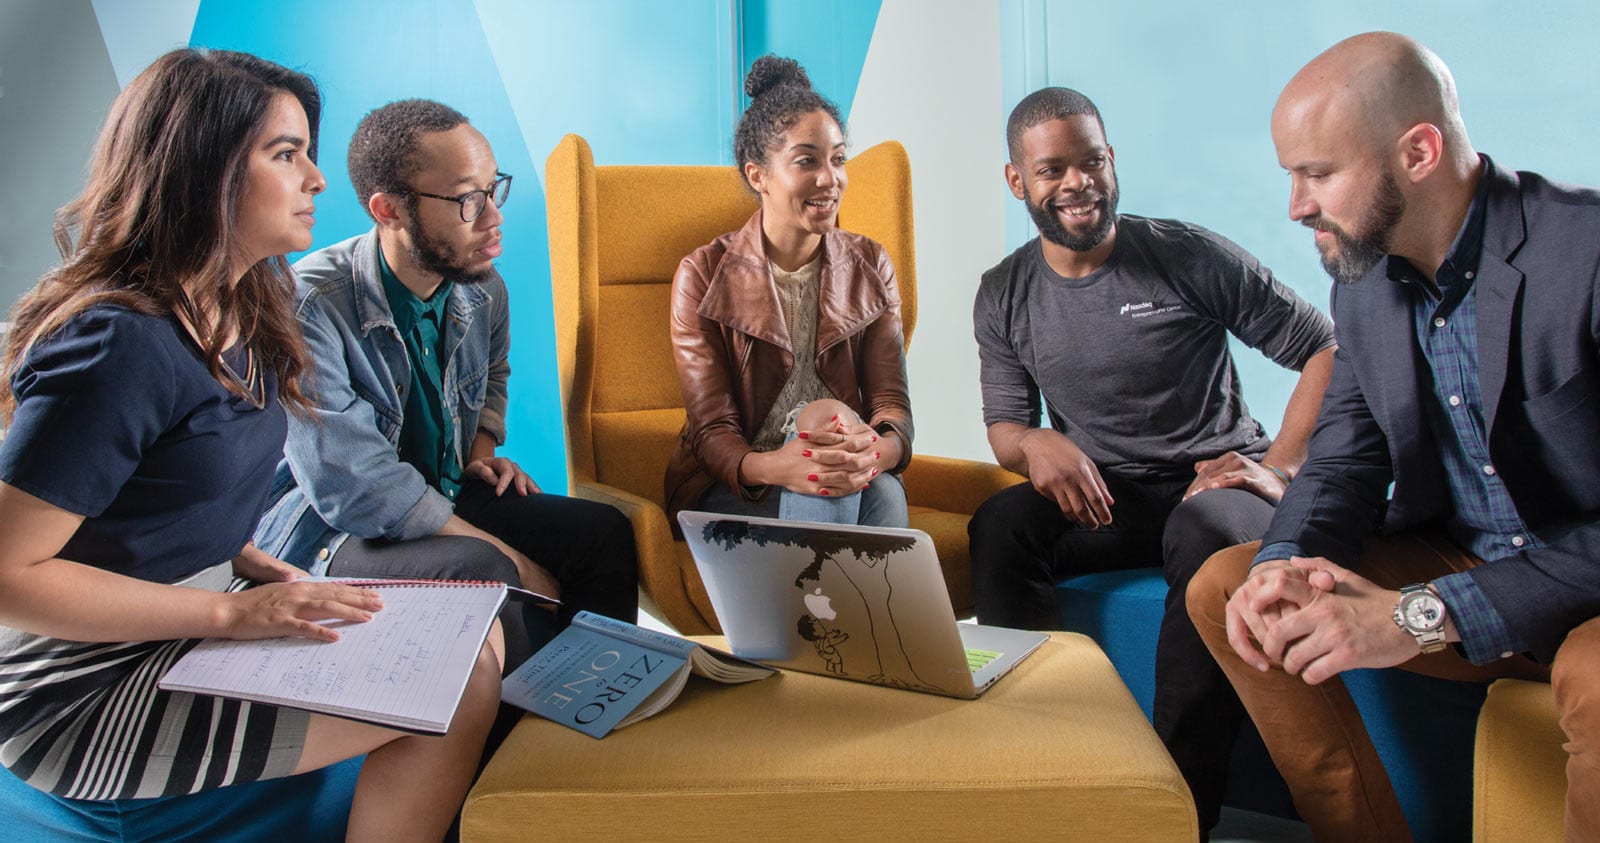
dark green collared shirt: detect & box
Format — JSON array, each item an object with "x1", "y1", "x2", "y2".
[{"x1": 379, "y1": 251, "x2": 462, "y2": 499}]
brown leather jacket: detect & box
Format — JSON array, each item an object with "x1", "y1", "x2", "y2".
[{"x1": 666, "y1": 209, "x2": 914, "y2": 520}]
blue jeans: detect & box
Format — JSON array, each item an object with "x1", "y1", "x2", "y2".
[{"x1": 697, "y1": 471, "x2": 908, "y2": 527}]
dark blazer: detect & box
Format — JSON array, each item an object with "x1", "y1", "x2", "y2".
[{"x1": 1263, "y1": 159, "x2": 1600, "y2": 662}]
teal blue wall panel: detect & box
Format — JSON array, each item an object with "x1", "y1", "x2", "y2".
[
  {"x1": 739, "y1": 0, "x2": 881, "y2": 122},
  {"x1": 476, "y1": 0, "x2": 739, "y2": 168},
  {"x1": 191, "y1": 0, "x2": 565, "y2": 488},
  {"x1": 9, "y1": 1, "x2": 886, "y2": 490}
]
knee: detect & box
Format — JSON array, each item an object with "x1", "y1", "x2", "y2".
[
  {"x1": 1552, "y1": 617, "x2": 1600, "y2": 748},
  {"x1": 794, "y1": 398, "x2": 858, "y2": 432},
  {"x1": 969, "y1": 483, "x2": 1038, "y2": 541},
  {"x1": 593, "y1": 502, "x2": 637, "y2": 557},
  {"x1": 587, "y1": 500, "x2": 634, "y2": 545},
  {"x1": 1184, "y1": 542, "x2": 1258, "y2": 632},
  {"x1": 437, "y1": 536, "x2": 523, "y2": 587},
  {"x1": 1161, "y1": 490, "x2": 1265, "y2": 581},
  {"x1": 572, "y1": 499, "x2": 639, "y2": 577}
]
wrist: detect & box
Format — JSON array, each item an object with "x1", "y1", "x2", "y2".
[
  {"x1": 1016, "y1": 427, "x2": 1052, "y2": 461},
  {"x1": 735, "y1": 449, "x2": 768, "y2": 487},
  {"x1": 207, "y1": 591, "x2": 236, "y2": 638},
  {"x1": 1393, "y1": 582, "x2": 1451, "y2": 653},
  {"x1": 876, "y1": 432, "x2": 903, "y2": 469},
  {"x1": 1262, "y1": 463, "x2": 1291, "y2": 485}
]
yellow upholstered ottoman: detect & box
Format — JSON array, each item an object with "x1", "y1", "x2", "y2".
[
  {"x1": 463, "y1": 632, "x2": 1195, "y2": 841},
  {"x1": 1474, "y1": 678, "x2": 1566, "y2": 842}
]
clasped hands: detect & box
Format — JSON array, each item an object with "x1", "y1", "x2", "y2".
[
  {"x1": 1225, "y1": 556, "x2": 1421, "y2": 685},
  {"x1": 775, "y1": 415, "x2": 887, "y2": 497}
]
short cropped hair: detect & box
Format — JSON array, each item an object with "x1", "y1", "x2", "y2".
[
  {"x1": 1006, "y1": 87, "x2": 1104, "y2": 163},
  {"x1": 347, "y1": 99, "x2": 469, "y2": 219}
]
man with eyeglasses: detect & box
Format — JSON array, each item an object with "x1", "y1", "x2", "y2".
[{"x1": 253, "y1": 99, "x2": 639, "y2": 676}]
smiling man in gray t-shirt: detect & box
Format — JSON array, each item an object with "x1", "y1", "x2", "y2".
[{"x1": 970, "y1": 87, "x2": 1335, "y2": 835}]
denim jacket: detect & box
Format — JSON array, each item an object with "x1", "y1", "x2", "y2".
[{"x1": 252, "y1": 230, "x2": 510, "y2": 573}]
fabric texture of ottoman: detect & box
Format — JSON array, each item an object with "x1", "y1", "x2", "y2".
[
  {"x1": 1474, "y1": 678, "x2": 1565, "y2": 842},
  {"x1": 463, "y1": 631, "x2": 1195, "y2": 841}
]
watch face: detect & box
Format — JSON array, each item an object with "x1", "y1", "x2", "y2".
[{"x1": 1402, "y1": 592, "x2": 1446, "y2": 632}]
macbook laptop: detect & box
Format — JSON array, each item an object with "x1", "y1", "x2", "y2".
[{"x1": 678, "y1": 510, "x2": 1048, "y2": 699}]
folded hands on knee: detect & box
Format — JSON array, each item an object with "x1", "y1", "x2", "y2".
[{"x1": 1226, "y1": 557, "x2": 1426, "y2": 685}]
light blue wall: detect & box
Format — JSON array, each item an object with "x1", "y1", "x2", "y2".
[
  {"x1": 193, "y1": 0, "x2": 565, "y2": 485},
  {"x1": 176, "y1": 0, "x2": 880, "y2": 490},
  {"x1": 13, "y1": 0, "x2": 1599, "y2": 480},
  {"x1": 740, "y1": 0, "x2": 881, "y2": 120},
  {"x1": 1001, "y1": 0, "x2": 1600, "y2": 437}
]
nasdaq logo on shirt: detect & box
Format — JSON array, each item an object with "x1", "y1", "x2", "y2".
[{"x1": 1119, "y1": 300, "x2": 1182, "y2": 319}]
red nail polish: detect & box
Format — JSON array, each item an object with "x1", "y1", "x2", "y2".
[
  {"x1": 861, "y1": 485, "x2": 870, "y2": 492},
  {"x1": 831, "y1": 414, "x2": 839, "y2": 422},
  {"x1": 820, "y1": 489, "x2": 830, "y2": 496},
  {"x1": 798, "y1": 431, "x2": 810, "y2": 440},
  {"x1": 873, "y1": 451, "x2": 880, "y2": 460},
  {"x1": 808, "y1": 474, "x2": 819, "y2": 482},
  {"x1": 871, "y1": 467, "x2": 879, "y2": 477},
  {"x1": 802, "y1": 449, "x2": 812, "y2": 457},
  {"x1": 871, "y1": 434, "x2": 878, "y2": 443}
]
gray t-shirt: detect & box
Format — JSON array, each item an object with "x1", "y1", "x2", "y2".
[{"x1": 975, "y1": 215, "x2": 1335, "y2": 482}]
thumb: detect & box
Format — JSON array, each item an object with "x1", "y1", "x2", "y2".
[
  {"x1": 1307, "y1": 569, "x2": 1337, "y2": 593},
  {"x1": 1290, "y1": 555, "x2": 1349, "y2": 581}
]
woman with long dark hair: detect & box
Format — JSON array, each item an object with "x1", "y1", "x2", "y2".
[
  {"x1": 667, "y1": 55, "x2": 913, "y2": 527},
  {"x1": 0, "y1": 48, "x2": 498, "y2": 839}
]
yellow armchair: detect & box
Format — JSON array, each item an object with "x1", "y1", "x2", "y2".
[{"x1": 545, "y1": 133, "x2": 1022, "y2": 634}]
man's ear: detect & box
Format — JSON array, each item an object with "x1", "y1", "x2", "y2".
[
  {"x1": 368, "y1": 192, "x2": 407, "y2": 231},
  {"x1": 1004, "y1": 162, "x2": 1027, "y2": 201},
  {"x1": 1396, "y1": 123, "x2": 1444, "y2": 185}
]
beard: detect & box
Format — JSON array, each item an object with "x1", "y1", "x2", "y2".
[
  {"x1": 405, "y1": 213, "x2": 496, "y2": 284},
  {"x1": 1024, "y1": 180, "x2": 1119, "y2": 252},
  {"x1": 1307, "y1": 169, "x2": 1406, "y2": 285}
]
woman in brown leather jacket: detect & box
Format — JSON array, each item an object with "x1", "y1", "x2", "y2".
[{"x1": 666, "y1": 55, "x2": 912, "y2": 527}]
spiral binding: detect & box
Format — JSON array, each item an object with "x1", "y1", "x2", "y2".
[{"x1": 332, "y1": 578, "x2": 504, "y2": 589}]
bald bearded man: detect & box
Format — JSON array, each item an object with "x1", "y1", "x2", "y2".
[{"x1": 1186, "y1": 32, "x2": 1600, "y2": 840}]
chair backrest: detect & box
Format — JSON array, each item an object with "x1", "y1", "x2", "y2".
[{"x1": 545, "y1": 133, "x2": 917, "y2": 505}]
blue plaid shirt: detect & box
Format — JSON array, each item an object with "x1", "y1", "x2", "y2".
[{"x1": 1258, "y1": 164, "x2": 1531, "y2": 664}]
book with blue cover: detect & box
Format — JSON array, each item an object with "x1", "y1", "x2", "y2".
[{"x1": 502, "y1": 611, "x2": 775, "y2": 738}]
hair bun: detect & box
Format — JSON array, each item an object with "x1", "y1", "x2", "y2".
[{"x1": 744, "y1": 55, "x2": 811, "y2": 100}]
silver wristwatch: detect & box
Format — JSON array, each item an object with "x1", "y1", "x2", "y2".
[{"x1": 1392, "y1": 583, "x2": 1448, "y2": 654}]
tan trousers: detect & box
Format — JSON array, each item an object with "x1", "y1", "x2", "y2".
[{"x1": 1187, "y1": 533, "x2": 1598, "y2": 841}]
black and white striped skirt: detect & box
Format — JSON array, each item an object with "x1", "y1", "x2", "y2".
[{"x1": 0, "y1": 564, "x2": 308, "y2": 800}]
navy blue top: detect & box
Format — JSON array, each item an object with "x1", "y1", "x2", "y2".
[{"x1": 0, "y1": 306, "x2": 286, "y2": 584}]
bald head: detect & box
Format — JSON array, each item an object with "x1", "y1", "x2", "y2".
[
  {"x1": 1273, "y1": 33, "x2": 1484, "y2": 283},
  {"x1": 1275, "y1": 32, "x2": 1471, "y2": 164}
]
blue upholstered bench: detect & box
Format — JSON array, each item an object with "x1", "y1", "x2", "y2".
[
  {"x1": 1057, "y1": 568, "x2": 1485, "y2": 841},
  {"x1": 0, "y1": 756, "x2": 360, "y2": 842}
]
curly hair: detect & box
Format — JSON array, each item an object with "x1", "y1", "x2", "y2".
[
  {"x1": 3, "y1": 48, "x2": 320, "y2": 420},
  {"x1": 347, "y1": 99, "x2": 469, "y2": 220},
  {"x1": 732, "y1": 55, "x2": 845, "y2": 191},
  {"x1": 1006, "y1": 87, "x2": 1105, "y2": 164}
]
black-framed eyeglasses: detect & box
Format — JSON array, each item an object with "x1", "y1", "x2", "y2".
[{"x1": 404, "y1": 172, "x2": 512, "y2": 222}]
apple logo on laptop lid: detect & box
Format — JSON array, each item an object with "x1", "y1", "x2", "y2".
[{"x1": 804, "y1": 587, "x2": 836, "y2": 620}]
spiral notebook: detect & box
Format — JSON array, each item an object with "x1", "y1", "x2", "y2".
[{"x1": 159, "y1": 577, "x2": 512, "y2": 735}]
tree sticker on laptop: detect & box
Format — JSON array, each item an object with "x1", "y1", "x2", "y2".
[{"x1": 702, "y1": 520, "x2": 939, "y2": 691}]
